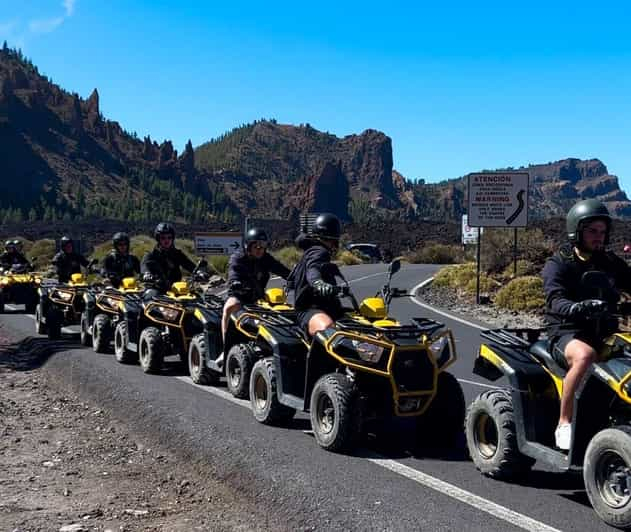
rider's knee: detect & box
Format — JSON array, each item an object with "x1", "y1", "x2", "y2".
[{"x1": 566, "y1": 341, "x2": 597, "y2": 368}]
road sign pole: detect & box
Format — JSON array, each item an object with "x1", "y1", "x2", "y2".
[
  {"x1": 513, "y1": 227, "x2": 518, "y2": 277},
  {"x1": 476, "y1": 227, "x2": 481, "y2": 305}
]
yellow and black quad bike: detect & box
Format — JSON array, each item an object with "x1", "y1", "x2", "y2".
[
  {"x1": 114, "y1": 263, "x2": 224, "y2": 373},
  {"x1": 0, "y1": 261, "x2": 41, "y2": 314},
  {"x1": 466, "y1": 271, "x2": 631, "y2": 530},
  {"x1": 246, "y1": 259, "x2": 465, "y2": 453},
  {"x1": 35, "y1": 264, "x2": 96, "y2": 340},
  {"x1": 80, "y1": 277, "x2": 143, "y2": 353},
  {"x1": 188, "y1": 286, "x2": 295, "y2": 398}
]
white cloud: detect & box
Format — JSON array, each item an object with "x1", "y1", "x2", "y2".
[
  {"x1": 63, "y1": 0, "x2": 76, "y2": 17},
  {"x1": 29, "y1": 16, "x2": 64, "y2": 34}
]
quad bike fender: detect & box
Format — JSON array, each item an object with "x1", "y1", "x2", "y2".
[{"x1": 474, "y1": 344, "x2": 514, "y2": 381}]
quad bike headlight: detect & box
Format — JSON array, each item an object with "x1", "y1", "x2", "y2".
[
  {"x1": 429, "y1": 334, "x2": 455, "y2": 369},
  {"x1": 332, "y1": 336, "x2": 386, "y2": 364},
  {"x1": 156, "y1": 305, "x2": 181, "y2": 322},
  {"x1": 53, "y1": 290, "x2": 73, "y2": 302}
]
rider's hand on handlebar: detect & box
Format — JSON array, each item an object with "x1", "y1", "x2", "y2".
[
  {"x1": 313, "y1": 279, "x2": 337, "y2": 298},
  {"x1": 570, "y1": 299, "x2": 608, "y2": 319}
]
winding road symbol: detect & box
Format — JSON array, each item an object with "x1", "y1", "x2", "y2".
[
  {"x1": 230, "y1": 241, "x2": 240, "y2": 250},
  {"x1": 506, "y1": 189, "x2": 526, "y2": 225}
]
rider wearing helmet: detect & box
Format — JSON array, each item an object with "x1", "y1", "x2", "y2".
[
  {"x1": 52, "y1": 236, "x2": 89, "y2": 282},
  {"x1": 543, "y1": 199, "x2": 631, "y2": 450},
  {"x1": 221, "y1": 227, "x2": 291, "y2": 344},
  {"x1": 0, "y1": 239, "x2": 30, "y2": 270},
  {"x1": 289, "y1": 213, "x2": 344, "y2": 336},
  {"x1": 101, "y1": 232, "x2": 141, "y2": 287},
  {"x1": 141, "y1": 223, "x2": 198, "y2": 293}
]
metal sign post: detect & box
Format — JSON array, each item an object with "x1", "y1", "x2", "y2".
[
  {"x1": 467, "y1": 172, "x2": 530, "y2": 304},
  {"x1": 476, "y1": 227, "x2": 482, "y2": 304}
]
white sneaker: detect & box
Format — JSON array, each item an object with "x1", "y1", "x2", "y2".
[{"x1": 555, "y1": 423, "x2": 572, "y2": 450}]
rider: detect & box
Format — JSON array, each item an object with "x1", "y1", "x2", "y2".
[
  {"x1": 141, "y1": 223, "x2": 202, "y2": 294},
  {"x1": 222, "y1": 227, "x2": 291, "y2": 343},
  {"x1": 101, "y1": 232, "x2": 141, "y2": 287},
  {"x1": 542, "y1": 199, "x2": 631, "y2": 450},
  {"x1": 52, "y1": 236, "x2": 89, "y2": 283},
  {"x1": 0, "y1": 239, "x2": 30, "y2": 270},
  {"x1": 290, "y1": 213, "x2": 345, "y2": 337}
]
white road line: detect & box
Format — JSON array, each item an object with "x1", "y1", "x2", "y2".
[
  {"x1": 368, "y1": 459, "x2": 562, "y2": 532},
  {"x1": 174, "y1": 376, "x2": 555, "y2": 532},
  {"x1": 410, "y1": 277, "x2": 486, "y2": 331}
]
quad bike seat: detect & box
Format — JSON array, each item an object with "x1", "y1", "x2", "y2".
[{"x1": 528, "y1": 340, "x2": 567, "y2": 377}]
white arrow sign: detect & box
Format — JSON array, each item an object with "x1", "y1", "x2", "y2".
[{"x1": 194, "y1": 232, "x2": 243, "y2": 255}]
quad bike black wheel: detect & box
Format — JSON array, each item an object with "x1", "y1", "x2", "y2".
[
  {"x1": 80, "y1": 312, "x2": 91, "y2": 346},
  {"x1": 416, "y1": 371, "x2": 466, "y2": 450},
  {"x1": 139, "y1": 327, "x2": 164, "y2": 374},
  {"x1": 25, "y1": 298, "x2": 37, "y2": 314},
  {"x1": 0, "y1": 291, "x2": 5, "y2": 314},
  {"x1": 35, "y1": 303, "x2": 47, "y2": 334},
  {"x1": 92, "y1": 314, "x2": 112, "y2": 353},
  {"x1": 188, "y1": 333, "x2": 220, "y2": 385},
  {"x1": 226, "y1": 344, "x2": 255, "y2": 398},
  {"x1": 47, "y1": 309, "x2": 62, "y2": 340},
  {"x1": 465, "y1": 389, "x2": 535, "y2": 479},
  {"x1": 114, "y1": 321, "x2": 136, "y2": 364},
  {"x1": 310, "y1": 373, "x2": 361, "y2": 452},
  {"x1": 250, "y1": 357, "x2": 295, "y2": 425},
  {"x1": 584, "y1": 426, "x2": 631, "y2": 529}
]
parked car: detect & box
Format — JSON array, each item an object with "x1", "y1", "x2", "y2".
[{"x1": 346, "y1": 243, "x2": 383, "y2": 263}]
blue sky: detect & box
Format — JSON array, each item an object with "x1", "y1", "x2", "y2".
[{"x1": 2, "y1": 1, "x2": 631, "y2": 191}]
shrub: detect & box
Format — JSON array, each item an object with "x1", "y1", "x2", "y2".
[
  {"x1": 464, "y1": 274, "x2": 497, "y2": 295},
  {"x1": 209, "y1": 255, "x2": 229, "y2": 276},
  {"x1": 407, "y1": 243, "x2": 463, "y2": 264},
  {"x1": 481, "y1": 228, "x2": 553, "y2": 274},
  {"x1": 495, "y1": 276, "x2": 545, "y2": 312},
  {"x1": 29, "y1": 239, "x2": 56, "y2": 267},
  {"x1": 433, "y1": 263, "x2": 477, "y2": 289},
  {"x1": 273, "y1": 246, "x2": 303, "y2": 269},
  {"x1": 336, "y1": 249, "x2": 362, "y2": 266},
  {"x1": 501, "y1": 259, "x2": 538, "y2": 279}
]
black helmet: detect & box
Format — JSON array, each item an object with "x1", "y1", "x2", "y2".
[
  {"x1": 113, "y1": 232, "x2": 130, "y2": 248},
  {"x1": 11, "y1": 239, "x2": 22, "y2": 252},
  {"x1": 312, "y1": 213, "x2": 341, "y2": 241},
  {"x1": 244, "y1": 227, "x2": 269, "y2": 249},
  {"x1": 60, "y1": 236, "x2": 73, "y2": 248},
  {"x1": 4, "y1": 239, "x2": 13, "y2": 251},
  {"x1": 154, "y1": 222, "x2": 175, "y2": 243},
  {"x1": 567, "y1": 199, "x2": 612, "y2": 246}
]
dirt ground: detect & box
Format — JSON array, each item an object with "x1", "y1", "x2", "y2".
[{"x1": 0, "y1": 325, "x2": 277, "y2": 532}]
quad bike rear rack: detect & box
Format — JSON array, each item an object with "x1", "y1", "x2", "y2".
[
  {"x1": 335, "y1": 316, "x2": 444, "y2": 339},
  {"x1": 480, "y1": 328, "x2": 546, "y2": 348}
]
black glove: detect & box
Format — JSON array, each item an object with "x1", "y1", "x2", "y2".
[
  {"x1": 570, "y1": 299, "x2": 608, "y2": 319},
  {"x1": 230, "y1": 281, "x2": 252, "y2": 297},
  {"x1": 194, "y1": 271, "x2": 210, "y2": 283},
  {"x1": 142, "y1": 272, "x2": 158, "y2": 284},
  {"x1": 313, "y1": 279, "x2": 337, "y2": 298}
]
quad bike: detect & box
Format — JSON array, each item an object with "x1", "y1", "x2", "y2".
[
  {"x1": 465, "y1": 270, "x2": 631, "y2": 530},
  {"x1": 80, "y1": 276, "x2": 144, "y2": 353},
  {"x1": 187, "y1": 286, "x2": 295, "y2": 398},
  {"x1": 114, "y1": 262, "x2": 224, "y2": 373},
  {"x1": 244, "y1": 259, "x2": 465, "y2": 453},
  {"x1": 35, "y1": 261, "x2": 97, "y2": 340},
  {"x1": 0, "y1": 260, "x2": 41, "y2": 313}
]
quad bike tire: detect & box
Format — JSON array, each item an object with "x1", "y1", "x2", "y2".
[
  {"x1": 25, "y1": 298, "x2": 37, "y2": 314},
  {"x1": 188, "y1": 333, "x2": 220, "y2": 385},
  {"x1": 114, "y1": 321, "x2": 136, "y2": 364},
  {"x1": 0, "y1": 291, "x2": 4, "y2": 314},
  {"x1": 46, "y1": 309, "x2": 62, "y2": 340},
  {"x1": 310, "y1": 373, "x2": 361, "y2": 452},
  {"x1": 584, "y1": 425, "x2": 631, "y2": 529},
  {"x1": 250, "y1": 357, "x2": 295, "y2": 425},
  {"x1": 416, "y1": 371, "x2": 466, "y2": 449},
  {"x1": 80, "y1": 312, "x2": 91, "y2": 346},
  {"x1": 92, "y1": 314, "x2": 112, "y2": 353},
  {"x1": 139, "y1": 327, "x2": 164, "y2": 374},
  {"x1": 465, "y1": 389, "x2": 535, "y2": 479},
  {"x1": 35, "y1": 303, "x2": 47, "y2": 334},
  {"x1": 226, "y1": 343, "x2": 256, "y2": 398}
]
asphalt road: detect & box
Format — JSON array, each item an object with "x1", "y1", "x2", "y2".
[{"x1": 0, "y1": 264, "x2": 613, "y2": 531}]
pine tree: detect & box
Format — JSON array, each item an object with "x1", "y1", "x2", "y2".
[{"x1": 28, "y1": 208, "x2": 37, "y2": 222}]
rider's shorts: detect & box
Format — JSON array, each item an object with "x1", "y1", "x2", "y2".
[{"x1": 550, "y1": 332, "x2": 601, "y2": 370}]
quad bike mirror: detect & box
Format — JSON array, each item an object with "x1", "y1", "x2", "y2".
[
  {"x1": 388, "y1": 259, "x2": 401, "y2": 278},
  {"x1": 581, "y1": 271, "x2": 615, "y2": 301}
]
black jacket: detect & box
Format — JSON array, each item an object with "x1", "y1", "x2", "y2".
[
  {"x1": 141, "y1": 246, "x2": 196, "y2": 291},
  {"x1": 289, "y1": 234, "x2": 343, "y2": 317},
  {"x1": 102, "y1": 251, "x2": 141, "y2": 287},
  {"x1": 52, "y1": 251, "x2": 89, "y2": 283},
  {"x1": 227, "y1": 249, "x2": 290, "y2": 303},
  {"x1": 542, "y1": 244, "x2": 631, "y2": 338},
  {"x1": 0, "y1": 251, "x2": 30, "y2": 270}
]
